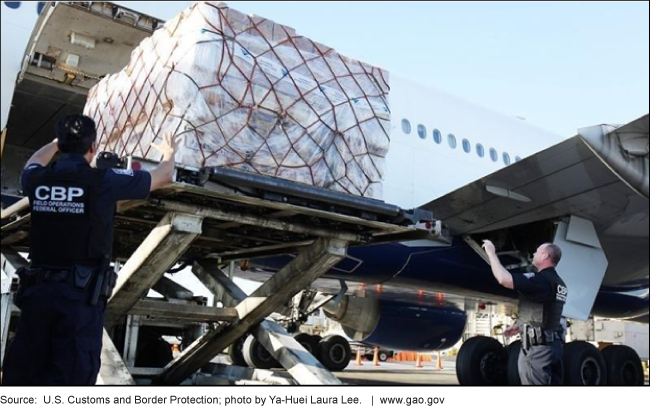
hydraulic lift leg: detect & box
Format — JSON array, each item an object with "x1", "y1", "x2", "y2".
[
  {"x1": 97, "y1": 330, "x2": 136, "y2": 385},
  {"x1": 154, "y1": 238, "x2": 347, "y2": 385},
  {"x1": 194, "y1": 262, "x2": 342, "y2": 385},
  {"x1": 105, "y1": 213, "x2": 203, "y2": 329},
  {"x1": 1, "y1": 249, "x2": 27, "y2": 367}
]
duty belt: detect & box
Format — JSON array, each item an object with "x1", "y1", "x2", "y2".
[
  {"x1": 17, "y1": 267, "x2": 74, "y2": 286},
  {"x1": 522, "y1": 325, "x2": 563, "y2": 350}
]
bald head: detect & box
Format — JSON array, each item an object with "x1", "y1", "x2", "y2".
[
  {"x1": 543, "y1": 244, "x2": 562, "y2": 265},
  {"x1": 533, "y1": 243, "x2": 562, "y2": 271}
]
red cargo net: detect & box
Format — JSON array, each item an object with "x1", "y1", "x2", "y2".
[{"x1": 85, "y1": 2, "x2": 391, "y2": 198}]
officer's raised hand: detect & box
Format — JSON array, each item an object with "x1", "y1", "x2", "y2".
[
  {"x1": 24, "y1": 138, "x2": 59, "y2": 168},
  {"x1": 149, "y1": 132, "x2": 179, "y2": 192},
  {"x1": 482, "y1": 240, "x2": 497, "y2": 256},
  {"x1": 151, "y1": 132, "x2": 179, "y2": 159},
  {"x1": 483, "y1": 239, "x2": 514, "y2": 289}
]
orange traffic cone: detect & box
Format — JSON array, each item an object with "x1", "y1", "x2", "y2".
[
  {"x1": 415, "y1": 353, "x2": 423, "y2": 368},
  {"x1": 356, "y1": 349, "x2": 363, "y2": 366},
  {"x1": 373, "y1": 347, "x2": 380, "y2": 367},
  {"x1": 435, "y1": 352, "x2": 443, "y2": 370}
]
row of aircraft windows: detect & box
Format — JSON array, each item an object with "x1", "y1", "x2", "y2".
[
  {"x1": 2, "y1": 2, "x2": 47, "y2": 14},
  {"x1": 403, "y1": 119, "x2": 521, "y2": 165}
]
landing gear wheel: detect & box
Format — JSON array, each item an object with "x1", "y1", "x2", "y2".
[
  {"x1": 318, "y1": 335, "x2": 352, "y2": 372},
  {"x1": 228, "y1": 337, "x2": 248, "y2": 367},
  {"x1": 243, "y1": 335, "x2": 281, "y2": 370},
  {"x1": 507, "y1": 340, "x2": 522, "y2": 386},
  {"x1": 601, "y1": 345, "x2": 644, "y2": 386},
  {"x1": 564, "y1": 341, "x2": 607, "y2": 386},
  {"x1": 294, "y1": 333, "x2": 322, "y2": 357},
  {"x1": 456, "y1": 336, "x2": 508, "y2": 386}
]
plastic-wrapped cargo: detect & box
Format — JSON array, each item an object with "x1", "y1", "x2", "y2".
[{"x1": 85, "y1": 2, "x2": 391, "y2": 199}]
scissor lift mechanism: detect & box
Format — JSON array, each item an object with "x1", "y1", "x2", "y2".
[{"x1": 1, "y1": 164, "x2": 445, "y2": 385}]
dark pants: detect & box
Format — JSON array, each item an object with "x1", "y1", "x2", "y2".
[
  {"x1": 3, "y1": 283, "x2": 105, "y2": 386},
  {"x1": 518, "y1": 341, "x2": 564, "y2": 385}
]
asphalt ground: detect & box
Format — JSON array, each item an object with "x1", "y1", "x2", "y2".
[{"x1": 336, "y1": 359, "x2": 459, "y2": 386}]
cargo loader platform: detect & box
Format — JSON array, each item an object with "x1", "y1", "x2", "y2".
[{"x1": 1, "y1": 164, "x2": 446, "y2": 385}]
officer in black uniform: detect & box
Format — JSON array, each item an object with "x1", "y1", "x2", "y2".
[
  {"x1": 3, "y1": 115, "x2": 178, "y2": 386},
  {"x1": 483, "y1": 240, "x2": 568, "y2": 385}
]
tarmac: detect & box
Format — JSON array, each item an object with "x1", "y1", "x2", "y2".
[{"x1": 335, "y1": 359, "x2": 459, "y2": 386}]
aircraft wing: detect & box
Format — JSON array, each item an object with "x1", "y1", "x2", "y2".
[
  {"x1": 420, "y1": 114, "x2": 649, "y2": 304},
  {"x1": 421, "y1": 114, "x2": 648, "y2": 237}
]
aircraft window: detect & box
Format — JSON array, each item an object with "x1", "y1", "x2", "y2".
[
  {"x1": 433, "y1": 129, "x2": 442, "y2": 144},
  {"x1": 448, "y1": 134, "x2": 457, "y2": 149},
  {"x1": 417, "y1": 124, "x2": 427, "y2": 140},
  {"x1": 503, "y1": 152, "x2": 511, "y2": 166},
  {"x1": 3, "y1": 2, "x2": 22, "y2": 9},
  {"x1": 490, "y1": 148, "x2": 498, "y2": 162},
  {"x1": 515, "y1": 156, "x2": 522, "y2": 162},
  {"x1": 462, "y1": 139, "x2": 471, "y2": 153},
  {"x1": 402, "y1": 119, "x2": 412, "y2": 135},
  {"x1": 476, "y1": 144, "x2": 485, "y2": 158}
]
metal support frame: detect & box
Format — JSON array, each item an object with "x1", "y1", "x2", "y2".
[
  {"x1": 463, "y1": 235, "x2": 490, "y2": 264},
  {"x1": 1, "y1": 128, "x2": 6, "y2": 160},
  {"x1": 0, "y1": 159, "x2": 442, "y2": 386},
  {"x1": 154, "y1": 238, "x2": 347, "y2": 385},
  {"x1": 463, "y1": 235, "x2": 529, "y2": 271},
  {"x1": 1, "y1": 249, "x2": 26, "y2": 282},
  {"x1": 199, "y1": 265, "x2": 342, "y2": 385},
  {"x1": 105, "y1": 213, "x2": 203, "y2": 329},
  {"x1": 274, "y1": 290, "x2": 335, "y2": 333},
  {"x1": 0, "y1": 293, "x2": 14, "y2": 368},
  {"x1": 0, "y1": 198, "x2": 29, "y2": 222},
  {"x1": 98, "y1": 330, "x2": 136, "y2": 385},
  {"x1": 202, "y1": 363, "x2": 296, "y2": 385},
  {"x1": 157, "y1": 200, "x2": 366, "y2": 243},
  {"x1": 1, "y1": 250, "x2": 28, "y2": 367},
  {"x1": 129, "y1": 300, "x2": 239, "y2": 323},
  {"x1": 123, "y1": 315, "x2": 142, "y2": 368},
  {"x1": 307, "y1": 293, "x2": 334, "y2": 315}
]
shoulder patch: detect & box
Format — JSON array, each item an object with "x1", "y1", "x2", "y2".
[
  {"x1": 25, "y1": 164, "x2": 43, "y2": 171},
  {"x1": 523, "y1": 273, "x2": 536, "y2": 279},
  {"x1": 112, "y1": 169, "x2": 134, "y2": 177}
]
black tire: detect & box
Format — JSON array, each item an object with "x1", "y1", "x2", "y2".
[
  {"x1": 318, "y1": 335, "x2": 352, "y2": 372},
  {"x1": 456, "y1": 336, "x2": 508, "y2": 386},
  {"x1": 228, "y1": 337, "x2": 248, "y2": 367},
  {"x1": 311, "y1": 335, "x2": 323, "y2": 347},
  {"x1": 243, "y1": 335, "x2": 281, "y2": 370},
  {"x1": 601, "y1": 345, "x2": 644, "y2": 386},
  {"x1": 564, "y1": 341, "x2": 607, "y2": 386},
  {"x1": 379, "y1": 351, "x2": 390, "y2": 363},
  {"x1": 294, "y1": 333, "x2": 322, "y2": 357},
  {"x1": 507, "y1": 341, "x2": 522, "y2": 386}
]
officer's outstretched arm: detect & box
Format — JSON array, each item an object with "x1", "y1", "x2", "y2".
[
  {"x1": 25, "y1": 139, "x2": 59, "y2": 168},
  {"x1": 149, "y1": 132, "x2": 179, "y2": 192},
  {"x1": 482, "y1": 240, "x2": 514, "y2": 289}
]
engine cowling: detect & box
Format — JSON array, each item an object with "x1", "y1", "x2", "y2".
[
  {"x1": 324, "y1": 296, "x2": 467, "y2": 351},
  {"x1": 592, "y1": 288, "x2": 649, "y2": 320}
]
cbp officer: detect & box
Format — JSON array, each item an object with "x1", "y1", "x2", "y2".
[
  {"x1": 3, "y1": 115, "x2": 178, "y2": 385},
  {"x1": 482, "y1": 240, "x2": 568, "y2": 386}
]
